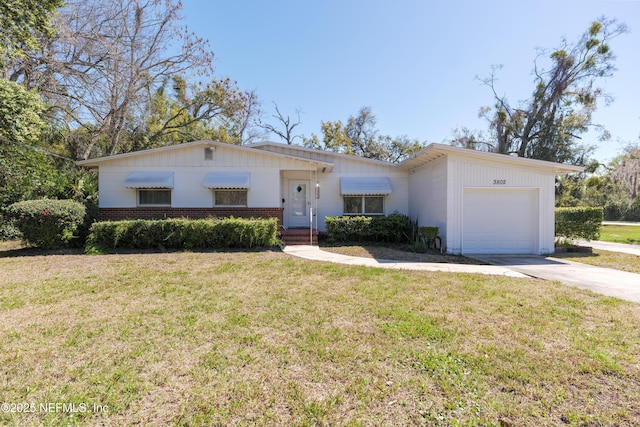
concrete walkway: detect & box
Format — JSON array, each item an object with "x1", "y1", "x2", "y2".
[
  {"x1": 283, "y1": 245, "x2": 527, "y2": 277},
  {"x1": 576, "y1": 239, "x2": 640, "y2": 256},
  {"x1": 284, "y1": 245, "x2": 640, "y2": 304},
  {"x1": 471, "y1": 254, "x2": 640, "y2": 303}
]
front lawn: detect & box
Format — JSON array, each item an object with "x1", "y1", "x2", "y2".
[
  {"x1": 0, "y1": 249, "x2": 639, "y2": 426},
  {"x1": 320, "y1": 242, "x2": 485, "y2": 264},
  {"x1": 599, "y1": 224, "x2": 640, "y2": 245}
]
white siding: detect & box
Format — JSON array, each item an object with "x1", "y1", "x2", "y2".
[
  {"x1": 408, "y1": 156, "x2": 448, "y2": 244},
  {"x1": 97, "y1": 144, "x2": 317, "y2": 208},
  {"x1": 282, "y1": 170, "x2": 409, "y2": 232},
  {"x1": 445, "y1": 155, "x2": 556, "y2": 254}
]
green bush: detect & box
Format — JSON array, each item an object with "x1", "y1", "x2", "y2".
[
  {"x1": 0, "y1": 209, "x2": 22, "y2": 240},
  {"x1": 85, "y1": 217, "x2": 280, "y2": 253},
  {"x1": 604, "y1": 199, "x2": 628, "y2": 221},
  {"x1": 623, "y1": 196, "x2": 640, "y2": 222},
  {"x1": 5, "y1": 199, "x2": 86, "y2": 249},
  {"x1": 419, "y1": 226, "x2": 439, "y2": 247},
  {"x1": 325, "y1": 212, "x2": 413, "y2": 243},
  {"x1": 555, "y1": 206, "x2": 603, "y2": 241}
]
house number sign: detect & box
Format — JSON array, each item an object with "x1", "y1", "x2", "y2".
[{"x1": 492, "y1": 179, "x2": 507, "y2": 185}]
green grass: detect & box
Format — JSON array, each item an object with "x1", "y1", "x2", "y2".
[
  {"x1": 319, "y1": 241, "x2": 485, "y2": 264},
  {"x1": 599, "y1": 224, "x2": 640, "y2": 245},
  {"x1": 0, "y1": 248, "x2": 639, "y2": 426},
  {"x1": 552, "y1": 248, "x2": 640, "y2": 274}
]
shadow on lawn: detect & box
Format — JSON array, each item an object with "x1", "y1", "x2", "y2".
[{"x1": 0, "y1": 241, "x2": 280, "y2": 258}]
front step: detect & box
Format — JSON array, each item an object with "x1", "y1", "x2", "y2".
[{"x1": 281, "y1": 228, "x2": 318, "y2": 245}]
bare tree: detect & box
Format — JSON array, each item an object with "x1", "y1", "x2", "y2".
[
  {"x1": 259, "y1": 102, "x2": 302, "y2": 145},
  {"x1": 611, "y1": 144, "x2": 640, "y2": 200},
  {"x1": 229, "y1": 89, "x2": 264, "y2": 145},
  {"x1": 451, "y1": 18, "x2": 627, "y2": 164},
  {"x1": 9, "y1": 0, "x2": 249, "y2": 159}
]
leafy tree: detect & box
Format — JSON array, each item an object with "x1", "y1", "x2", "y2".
[
  {"x1": 135, "y1": 75, "x2": 250, "y2": 149},
  {"x1": 451, "y1": 18, "x2": 627, "y2": 164},
  {"x1": 303, "y1": 107, "x2": 424, "y2": 163},
  {"x1": 0, "y1": 0, "x2": 63, "y2": 64},
  {"x1": 8, "y1": 0, "x2": 254, "y2": 159},
  {"x1": 0, "y1": 80, "x2": 66, "y2": 206}
]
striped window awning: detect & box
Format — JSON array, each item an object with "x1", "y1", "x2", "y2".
[
  {"x1": 203, "y1": 172, "x2": 250, "y2": 189},
  {"x1": 123, "y1": 171, "x2": 174, "y2": 188},
  {"x1": 340, "y1": 177, "x2": 392, "y2": 196}
]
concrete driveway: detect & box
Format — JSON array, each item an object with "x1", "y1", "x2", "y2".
[{"x1": 471, "y1": 254, "x2": 640, "y2": 303}]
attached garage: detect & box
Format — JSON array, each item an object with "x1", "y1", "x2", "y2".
[
  {"x1": 402, "y1": 144, "x2": 583, "y2": 255},
  {"x1": 462, "y1": 189, "x2": 538, "y2": 254}
]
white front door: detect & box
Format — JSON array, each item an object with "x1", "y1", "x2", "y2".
[{"x1": 289, "y1": 181, "x2": 310, "y2": 228}]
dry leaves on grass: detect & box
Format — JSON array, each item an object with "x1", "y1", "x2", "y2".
[{"x1": 0, "y1": 249, "x2": 639, "y2": 426}]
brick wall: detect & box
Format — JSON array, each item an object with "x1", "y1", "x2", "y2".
[{"x1": 99, "y1": 207, "x2": 284, "y2": 225}]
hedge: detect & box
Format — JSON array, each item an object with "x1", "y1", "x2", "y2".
[
  {"x1": 5, "y1": 199, "x2": 86, "y2": 249},
  {"x1": 325, "y1": 212, "x2": 413, "y2": 243},
  {"x1": 555, "y1": 206, "x2": 603, "y2": 241},
  {"x1": 85, "y1": 217, "x2": 280, "y2": 252}
]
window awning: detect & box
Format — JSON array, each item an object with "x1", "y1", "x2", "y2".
[
  {"x1": 340, "y1": 177, "x2": 392, "y2": 195},
  {"x1": 203, "y1": 172, "x2": 250, "y2": 189},
  {"x1": 123, "y1": 171, "x2": 174, "y2": 189}
]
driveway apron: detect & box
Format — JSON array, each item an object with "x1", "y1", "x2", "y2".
[{"x1": 470, "y1": 254, "x2": 640, "y2": 303}]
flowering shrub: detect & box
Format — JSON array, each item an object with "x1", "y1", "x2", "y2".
[{"x1": 6, "y1": 199, "x2": 86, "y2": 249}]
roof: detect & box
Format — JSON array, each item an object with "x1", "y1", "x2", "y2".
[
  {"x1": 76, "y1": 139, "x2": 584, "y2": 176},
  {"x1": 398, "y1": 143, "x2": 584, "y2": 174},
  {"x1": 76, "y1": 140, "x2": 334, "y2": 171},
  {"x1": 248, "y1": 141, "x2": 399, "y2": 167}
]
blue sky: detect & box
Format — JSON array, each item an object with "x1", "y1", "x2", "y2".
[{"x1": 182, "y1": 0, "x2": 640, "y2": 163}]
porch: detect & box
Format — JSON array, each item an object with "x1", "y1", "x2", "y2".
[{"x1": 280, "y1": 228, "x2": 319, "y2": 245}]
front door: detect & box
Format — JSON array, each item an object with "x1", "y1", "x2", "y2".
[{"x1": 289, "y1": 181, "x2": 310, "y2": 228}]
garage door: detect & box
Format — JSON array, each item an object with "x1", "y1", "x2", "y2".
[{"x1": 462, "y1": 189, "x2": 538, "y2": 254}]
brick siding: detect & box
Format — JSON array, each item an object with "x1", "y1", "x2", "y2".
[{"x1": 99, "y1": 207, "x2": 284, "y2": 225}]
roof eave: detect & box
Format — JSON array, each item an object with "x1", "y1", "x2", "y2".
[
  {"x1": 399, "y1": 143, "x2": 585, "y2": 174},
  {"x1": 75, "y1": 140, "x2": 335, "y2": 170}
]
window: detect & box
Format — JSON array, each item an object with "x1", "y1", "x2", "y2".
[
  {"x1": 343, "y1": 196, "x2": 384, "y2": 215},
  {"x1": 204, "y1": 147, "x2": 213, "y2": 160},
  {"x1": 139, "y1": 189, "x2": 171, "y2": 206},
  {"x1": 214, "y1": 190, "x2": 247, "y2": 206}
]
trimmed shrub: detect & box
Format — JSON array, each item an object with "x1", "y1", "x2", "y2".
[
  {"x1": 325, "y1": 216, "x2": 372, "y2": 242},
  {"x1": 325, "y1": 212, "x2": 413, "y2": 243},
  {"x1": 5, "y1": 199, "x2": 86, "y2": 249},
  {"x1": 85, "y1": 217, "x2": 280, "y2": 253},
  {"x1": 555, "y1": 206, "x2": 603, "y2": 241},
  {"x1": 419, "y1": 226, "x2": 439, "y2": 247},
  {"x1": 0, "y1": 209, "x2": 22, "y2": 240}
]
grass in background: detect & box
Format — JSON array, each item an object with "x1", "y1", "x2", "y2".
[
  {"x1": 599, "y1": 224, "x2": 640, "y2": 245},
  {"x1": 552, "y1": 248, "x2": 640, "y2": 274},
  {"x1": 0, "y1": 249, "x2": 639, "y2": 426}
]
